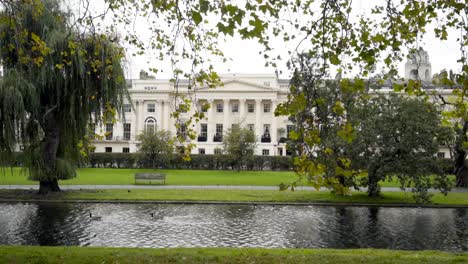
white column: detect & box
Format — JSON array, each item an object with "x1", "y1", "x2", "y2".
[
  {"x1": 271, "y1": 100, "x2": 277, "y2": 144},
  {"x1": 156, "y1": 100, "x2": 162, "y2": 131},
  {"x1": 160, "y1": 100, "x2": 165, "y2": 131},
  {"x1": 239, "y1": 99, "x2": 246, "y2": 125},
  {"x1": 255, "y1": 99, "x2": 262, "y2": 141},
  {"x1": 137, "y1": 100, "x2": 145, "y2": 134},
  {"x1": 207, "y1": 99, "x2": 214, "y2": 142},
  {"x1": 132, "y1": 99, "x2": 139, "y2": 141},
  {"x1": 163, "y1": 100, "x2": 170, "y2": 131},
  {"x1": 167, "y1": 98, "x2": 176, "y2": 135},
  {"x1": 223, "y1": 99, "x2": 230, "y2": 132}
]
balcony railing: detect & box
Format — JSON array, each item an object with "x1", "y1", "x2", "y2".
[
  {"x1": 99, "y1": 136, "x2": 131, "y2": 142},
  {"x1": 198, "y1": 135, "x2": 207, "y2": 142},
  {"x1": 213, "y1": 135, "x2": 223, "y2": 142},
  {"x1": 261, "y1": 134, "x2": 271, "y2": 143},
  {"x1": 278, "y1": 137, "x2": 287, "y2": 143}
]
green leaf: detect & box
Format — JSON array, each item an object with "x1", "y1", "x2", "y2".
[
  {"x1": 192, "y1": 11, "x2": 202, "y2": 25},
  {"x1": 329, "y1": 53, "x2": 340, "y2": 65}
]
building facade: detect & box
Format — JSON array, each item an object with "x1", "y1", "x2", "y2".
[
  {"x1": 92, "y1": 51, "x2": 454, "y2": 158},
  {"x1": 92, "y1": 73, "x2": 294, "y2": 156}
]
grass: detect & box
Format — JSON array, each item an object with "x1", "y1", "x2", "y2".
[
  {"x1": 0, "y1": 167, "x2": 455, "y2": 188},
  {"x1": 0, "y1": 246, "x2": 466, "y2": 264},
  {"x1": 0, "y1": 189, "x2": 467, "y2": 205},
  {"x1": 0, "y1": 168, "x2": 298, "y2": 186}
]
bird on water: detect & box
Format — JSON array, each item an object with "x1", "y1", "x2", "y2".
[{"x1": 89, "y1": 213, "x2": 102, "y2": 220}]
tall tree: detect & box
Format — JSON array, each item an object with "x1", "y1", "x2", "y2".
[
  {"x1": 223, "y1": 126, "x2": 256, "y2": 171},
  {"x1": 278, "y1": 54, "x2": 451, "y2": 201},
  {"x1": 350, "y1": 94, "x2": 451, "y2": 200},
  {"x1": 136, "y1": 129, "x2": 174, "y2": 169},
  {"x1": 0, "y1": 0, "x2": 127, "y2": 193},
  {"x1": 276, "y1": 54, "x2": 365, "y2": 195}
]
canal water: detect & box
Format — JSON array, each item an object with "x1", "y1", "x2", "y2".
[{"x1": 0, "y1": 202, "x2": 466, "y2": 251}]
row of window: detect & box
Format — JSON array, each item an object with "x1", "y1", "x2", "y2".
[
  {"x1": 98, "y1": 123, "x2": 132, "y2": 141},
  {"x1": 214, "y1": 102, "x2": 270, "y2": 113},
  {"x1": 122, "y1": 102, "x2": 274, "y2": 114},
  {"x1": 95, "y1": 122, "x2": 294, "y2": 142},
  {"x1": 122, "y1": 103, "x2": 156, "y2": 113},
  {"x1": 197, "y1": 148, "x2": 272, "y2": 156},
  {"x1": 199, "y1": 124, "x2": 296, "y2": 137},
  {"x1": 103, "y1": 146, "x2": 274, "y2": 156},
  {"x1": 105, "y1": 147, "x2": 130, "y2": 153},
  {"x1": 103, "y1": 146, "x2": 444, "y2": 158}
]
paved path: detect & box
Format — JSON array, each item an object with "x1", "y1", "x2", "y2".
[{"x1": 0, "y1": 184, "x2": 467, "y2": 193}]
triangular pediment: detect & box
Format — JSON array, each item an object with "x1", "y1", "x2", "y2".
[{"x1": 196, "y1": 79, "x2": 277, "y2": 92}]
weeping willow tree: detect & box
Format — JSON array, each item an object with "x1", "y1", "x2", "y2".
[{"x1": 0, "y1": 0, "x2": 126, "y2": 194}]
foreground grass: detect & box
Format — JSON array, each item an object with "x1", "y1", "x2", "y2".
[
  {"x1": 0, "y1": 246, "x2": 466, "y2": 264},
  {"x1": 0, "y1": 167, "x2": 455, "y2": 188},
  {"x1": 0, "y1": 189, "x2": 467, "y2": 205}
]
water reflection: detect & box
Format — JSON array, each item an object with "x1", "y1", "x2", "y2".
[{"x1": 0, "y1": 202, "x2": 466, "y2": 251}]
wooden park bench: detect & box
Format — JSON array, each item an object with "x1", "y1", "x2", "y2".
[{"x1": 134, "y1": 173, "x2": 166, "y2": 185}]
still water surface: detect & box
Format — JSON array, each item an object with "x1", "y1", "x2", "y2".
[{"x1": 0, "y1": 202, "x2": 466, "y2": 251}]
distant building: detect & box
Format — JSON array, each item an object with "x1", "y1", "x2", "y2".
[
  {"x1": 92, "y1": 73, "x2": 292, "y2": 156},
  {"x1": 89, "y1": 49, "x2": 452, "y2": 158},
  {"x1": 405, "y1": 47, "x2": 432, "y2": 82}
]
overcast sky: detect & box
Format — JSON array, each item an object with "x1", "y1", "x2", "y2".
[{"x1": 74, "y1": 0, "x2": 464, "y2": 80}]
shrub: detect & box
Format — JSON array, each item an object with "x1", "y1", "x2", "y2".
[{"x1": 84, "y1": 153, "x2": 294, "y2": 171}]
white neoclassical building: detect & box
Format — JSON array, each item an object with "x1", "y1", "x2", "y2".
[
  {"x1": 92, "y1": 73, "x2": 294, "y2": 156},
  {"x1": 92, "y1": 50, "x2": 455, "y2": 158}
]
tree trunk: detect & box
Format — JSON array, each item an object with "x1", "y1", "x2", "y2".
[
  {"x1": 38, "y1": 179, "x2": 61, "y2": 194},
  {"x1": 38, "y1": 116, "x2": 61, "y2": 194},
  {"x1": 367, "y1": 166, "x2": 381, "y2": 197},
  {"x1": 454, "y1": 121, "x2": 467, "y2": 188}
]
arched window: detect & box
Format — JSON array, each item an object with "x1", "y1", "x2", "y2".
[
  {"x1": 145, "y1": 118, "x2": 157, "y2": 134},
  {"x1": 410, "y1": 69, "x2": 418, "y2": 80}
]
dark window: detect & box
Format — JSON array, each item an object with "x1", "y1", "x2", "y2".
[
  {"x1": 177, "y1": 123, "x2": 187, "y2": 139},
  {"x1": 123, "y1": 123, "x2": 131, "y2": 140},
  {"x1": 214, "y1": 124, "x2": 223, "y2": 142},
  {"x1": 145, "y1": 119, "x2": 156, "y2": 134},
  {"x1": 216, "y1": 124, "x2": 223, "y2": 136},
  {"x1": 198, "y1": 124, "x2": 208, "y2": 142},
  {"x1": 262, "y1": 149, "x2": 269, "y2": 156},
  {"x1": 123, "y1": 104, "x2": 131, "y2": 113},
  {"x1": 216, "y1": 103, "x2": 223, "y2": 113},
  {"x1": 232, "y1": 103, "x2": 239, "y2": 113},
  {"x1": 199, "y1": 148, "x2": 205, "y2": 155},
  {"x1": 247, "y1": 103, "x2": 255, "y2": 113},
  {"x1": 122, "y1": 147, "x2": 130, "y2": 153},
  {"x1": 147, "y1": 103, "x2": 155, "y2": 112},
  {"x1": 105, "y1": 147, "x2": 112, "y2": 153}
]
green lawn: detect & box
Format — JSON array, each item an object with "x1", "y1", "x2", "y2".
[
  {"x1": 1, "y1": 189, "x2": 467, "y2": 205},
  {"x1": 0, "y1": 246, "x2": 466, "y2": 264},
  {"x1": 0, "y1": 167, "x2": 455, "y2": 188},
  {"x1": 0, "y1": 168, "x2": 299, "y2": 186}
]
